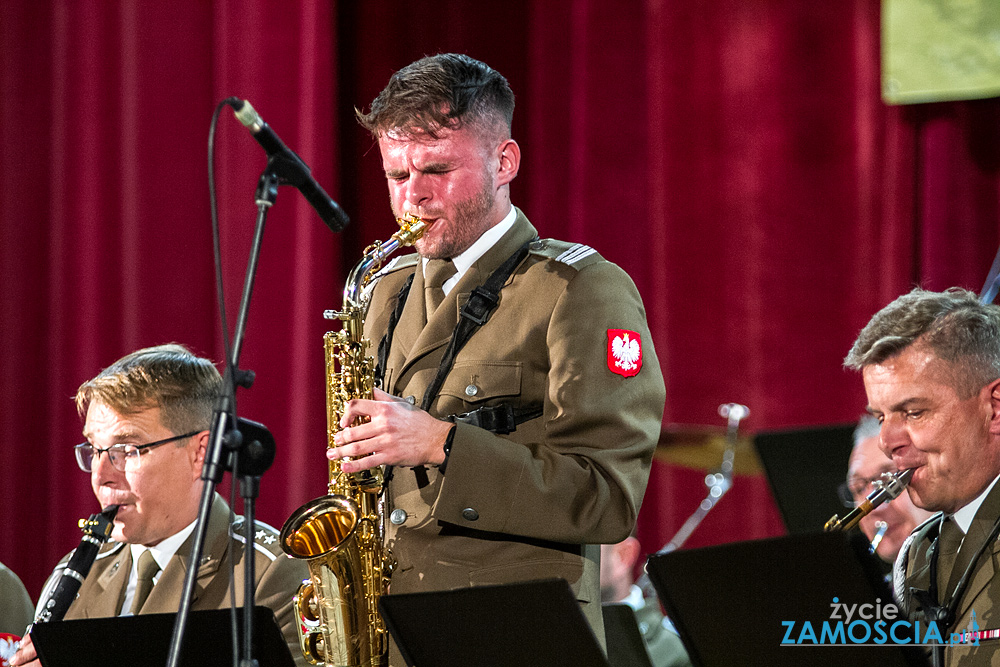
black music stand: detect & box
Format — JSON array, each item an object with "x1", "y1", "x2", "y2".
[
  {"x1": 378, "y1": 578, "x2": 610, "y2": 667},
  {"x1": 602, "y1": 603, "x2": 655, "y2": 667},
  {"x1": 31, "y1": 606, "x2": 295, "y2": 667},
  {"x1": 753, "y1": 424, "x2": 856, "y2": 534},
  {"x1": 645, "y1": 531, "x2": 930, "y2": 667}
]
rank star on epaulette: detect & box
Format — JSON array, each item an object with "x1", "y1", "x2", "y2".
[{"x1": 608, "y1": 329, "x2": 642, "y2": 377}]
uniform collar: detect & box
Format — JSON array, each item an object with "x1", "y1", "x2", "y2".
[
  {"x1": 130, "y1": 517, "x2": 197, "y2": 573},
  {"x1": 426, "y1": 205, "x2": 516, "y2": 295},
  {"x1": 621, "y1": 584, "x2": 646, "y2": 611},
  {"x1": 951, "y1": 473, "x2": 1000, "y2": 534}
]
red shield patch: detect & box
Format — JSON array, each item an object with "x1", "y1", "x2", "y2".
[{"x1": 607, "y1": 329, "x2": 642, "y2": 377}]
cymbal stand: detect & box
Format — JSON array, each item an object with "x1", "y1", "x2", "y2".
[{"x1": 637, "y1": 403, "x2": 749, "y2": 597}]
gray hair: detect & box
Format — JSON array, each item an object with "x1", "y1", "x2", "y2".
[
  {"x1": 844, "y1": 287, "x2": 1000, "y2": 398},
  {"x1": 853, "y1": 414, "x2": 881, "y2": 447}
]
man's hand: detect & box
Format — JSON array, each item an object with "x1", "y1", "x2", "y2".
[
  {"x1": 328, "y1": 388, "x2": 453, "y2": 471},
  {"x1": 9, "y1": 633, "x2": 39, "y2": 667}
]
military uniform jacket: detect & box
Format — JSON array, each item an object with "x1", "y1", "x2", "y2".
[
  {"x1": 631, "y1": 596, "x2": 693, "y2": 667},
  {"x1": 364, "y1": 210, "x2": 666, "y2": 644},
  {"x1": 38, "y1": 494, "x2": 310, "y2": 667},
  {"x1": 897, "y1": 481, "x2": 1000, "y2": 666},
  {"x1": 0, "y1": 561, "x2": 33, "y2": 636}
]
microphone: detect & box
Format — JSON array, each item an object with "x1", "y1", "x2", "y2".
[{"x1": 232, "y1": 99, "x2": 349, "y2": 233}]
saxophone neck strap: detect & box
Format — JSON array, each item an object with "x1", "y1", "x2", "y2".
[
  {"x1": 419, "y1": 239, "x2": 535, "y2": 412},
  {"x1": 908, "y1": 511, "x2": 1000, "y2": 666},
  {"x1": 450, "y1": 404, "x2": 544, "y2": 435},
  {"x1": 375, "y1": 272, "x2": 415, "y2": 388}
]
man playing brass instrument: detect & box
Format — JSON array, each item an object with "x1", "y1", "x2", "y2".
[
  {"x1": 328, "y1": 53, "x2": 666, "y2": 661},
  {"x1": 846, "y1": 287, "x2": 1000, "y2": 666},
  {"x1": 843, "y1": 415, "x2": 931, "y2": 565},
  {"x1": 12, "y1": 344, "x2": 309, "y2": 667}
]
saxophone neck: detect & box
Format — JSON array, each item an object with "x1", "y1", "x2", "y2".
[
  {"x1": 341, "y1": 215, "x2": 430, "y2": 310},
  {"x1": 824, "y1": 467, "x2": 915, "y2": 532}
]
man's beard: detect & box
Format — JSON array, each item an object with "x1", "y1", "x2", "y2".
[{"x1": 410, "y1": 178, "x2": 497, "y2": 259}]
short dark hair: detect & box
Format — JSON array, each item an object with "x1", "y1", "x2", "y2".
[
  {"x1": 76, "y1": 343, "x2": 221, "y2": 434},
  {"x1": 356, "y1": 53, "x2": 515, "y2": 141},
  {"x1": 844, "y1": 287, "x2": 1000, "y2": 397}
]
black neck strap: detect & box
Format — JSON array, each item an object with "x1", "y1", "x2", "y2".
[
  {"x1": 910, "y1": 512, "x2": 1000, "y2": 665},
  {"x1": 375, "y1": 273, "x2": 414, "y2": 388},
  {"x1": 419, "y1": 239, "x2": 534, "y2": 411}
]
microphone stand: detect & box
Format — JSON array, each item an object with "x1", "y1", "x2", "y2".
[
  {"x1": 165, "y1": 164, "x2": 281, "y2": 667},
  {"x1": 234, "y1": 418, "x2": 276, "y2": 667}
]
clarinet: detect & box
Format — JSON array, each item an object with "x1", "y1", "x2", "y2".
[{"x1": 33, "y1": 504, "x2": 119, "y2": 623}]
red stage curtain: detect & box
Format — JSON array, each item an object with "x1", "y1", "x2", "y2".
[{"x1": 1, "y1": 0, "x2": 998, "y2": 600}]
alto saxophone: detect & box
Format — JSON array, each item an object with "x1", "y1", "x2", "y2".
[{"x1": 280, "y1": 214, "x2": 430, "y2": 667}]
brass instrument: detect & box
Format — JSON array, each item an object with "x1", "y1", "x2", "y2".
[
  {"x1": 280, "y1": 215, "x2": 430, "y2": 667},
  {"x1": 824, "y1": 468, "x2": 914, "y2": 532}
]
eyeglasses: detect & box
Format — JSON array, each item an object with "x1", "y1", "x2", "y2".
[
  {"x1": 74, "y1": 431, "x2": 201, "y2": 472},
  {"x1": 837, "y1": 473, "x2": 893, "y2": 508}
]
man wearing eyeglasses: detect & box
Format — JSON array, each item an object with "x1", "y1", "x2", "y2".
[
  {"x1": 11, "y1": 344, "x2": 309, "y2": 667},
  {"x1": 841, "y1": 415, "x2": 931, "y2": 565}
]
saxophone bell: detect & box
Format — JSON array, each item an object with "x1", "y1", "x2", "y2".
[{"x1": 824, "y1": 467, "x2": 914, "y2": 533}]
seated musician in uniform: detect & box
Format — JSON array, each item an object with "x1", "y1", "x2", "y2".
[
  {"x1": 600, "y1": 536, "x2": 692, "y2": 667},
  {"x1": 12, "y1": 344, "x2": 309, "y2": 667},
  {"x1": 841, "y1": 414, "x2": 931, "y2": 566},
  {"x1": 845, "y1": 287, "x2": 1000, "y2": 666}
]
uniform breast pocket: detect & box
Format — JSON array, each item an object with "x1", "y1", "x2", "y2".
[{"x1": 437, "y1": 360, "x2": 522, "y2": 407}]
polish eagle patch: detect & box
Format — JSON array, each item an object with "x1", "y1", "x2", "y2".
[
  {"x1": 608, "y1": 329, "x2": 642, "y2": 377},
  {"x1": 0, "y1": 633, "x2": 20, "y2": 667}
]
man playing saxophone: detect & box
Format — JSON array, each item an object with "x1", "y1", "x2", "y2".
[
  {"x1": 846, "y1": 287, "x2": 1000, "y2": 666},
  {"x1": 842, "y1": 414, "x2": 931, "y2": 566},
  {"x1": 327, "y1": 53, "x2": 666, "y2": 662}
]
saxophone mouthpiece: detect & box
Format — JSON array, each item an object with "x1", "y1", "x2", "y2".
[{"x1": 824, "y1": 467, "x2": 915, "y2": 533}]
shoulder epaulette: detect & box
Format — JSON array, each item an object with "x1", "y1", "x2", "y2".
[
  {"x1": 96, "y1": 540, "x2": 126, "y2": 559},
  {"x1": 54, "y1": 539, "x2": 124, "y2": 569},
  {"x1": 528, "y1": 239, "x2": 603, "y2": 270},
  {"x1": 230, "y1": 517, "x2": 283, "y2": 561}
]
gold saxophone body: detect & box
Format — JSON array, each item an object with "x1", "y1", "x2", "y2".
[{"x1": 280, "y1": 215, "x2": 430, "y2": 667}]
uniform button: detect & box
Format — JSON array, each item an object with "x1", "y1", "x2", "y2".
[
  {"x1": 405, "y1": 395, "x2": 416, "y2": 405},
  {"x1": 390, "y1": 509, "x2": 408, "y2": 525},
  {"x1": 464, "y1": 384, "x2": 479, "y2": 397},
  {"x1": 461, "y1": 508, "x2": 479, "y2": 521}
]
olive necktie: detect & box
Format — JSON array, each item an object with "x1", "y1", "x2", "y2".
[
  {"x1": 424, "y1": 259, "x2": 456, "y2": 319},
  {"x1": 129, "y1": 549, "x2": 160, "y2": 615},
  {"x1": 936, "y1": 516, "x2": 964, "y2": 601}
]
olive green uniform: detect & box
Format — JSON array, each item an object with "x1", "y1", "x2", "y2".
[{"x1": 365, "y1": 209, "x2": 666, "y2": 654}]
